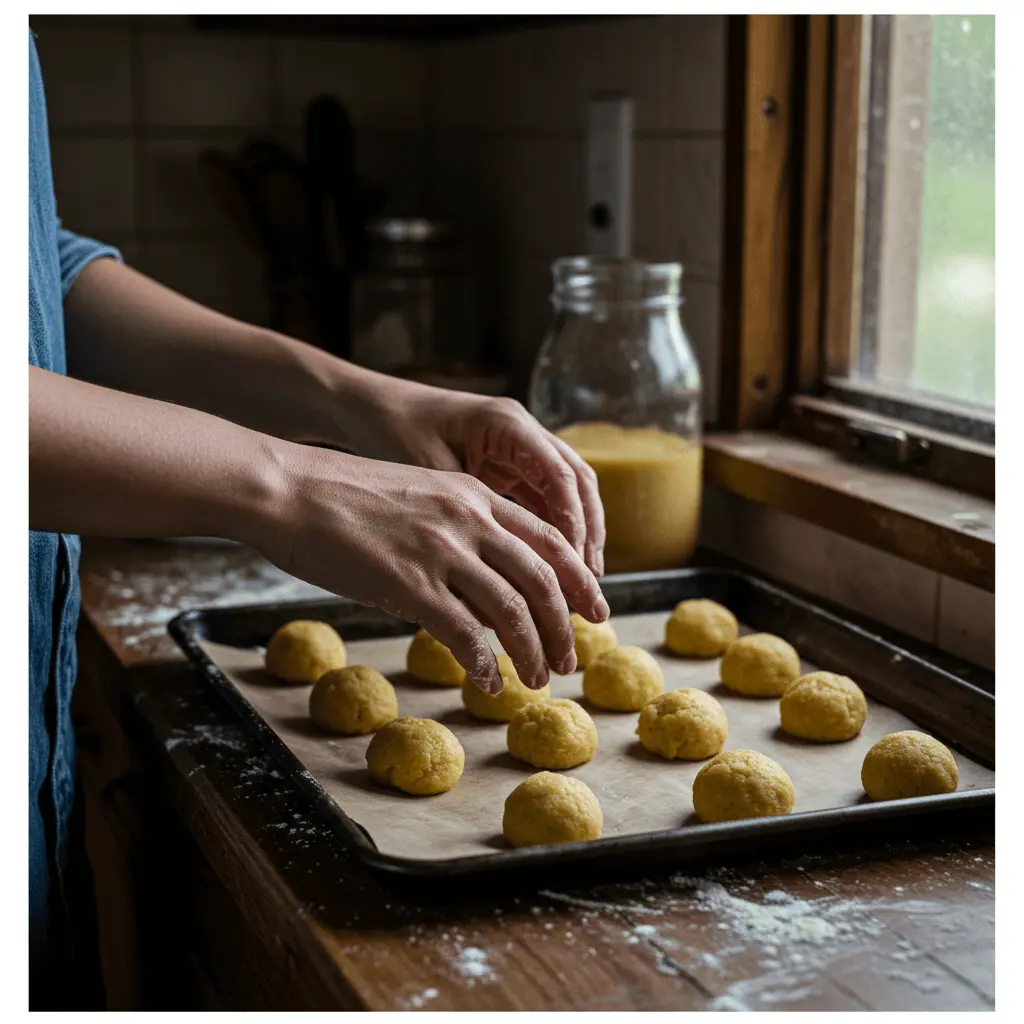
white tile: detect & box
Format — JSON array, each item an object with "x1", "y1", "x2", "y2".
[
  {"x1": 357, "y1": 134, "x2": 430, "y2": 197},
  {"x1": 49, "y1": 138, "x2": 136, "y2": 236},
  {"x1": 432, "y1": 15, "x2": 727, "y2": 134},
  {"x1": 116, "y1": 242, "x2": 142, "y2": 268},
  {"x1": 478, "y1": 138, "x2": 585, "y2": 255},
  {"x1": 140, "y1": 31, "x2": 271, "y2": 127},
  {"x1": 680, "y1": 279, "x2": 721, "y2": 425},
  {"x1": 572, "y1": 14, "x2": 727, "y2": 134},
  {"x1": 500, "y1": 250, "x2": 556, "y2": 397},
  {"x1": 427, "y1": 136, "x2": 489, "y2": 225},
  {"x1": 272, "y1": 37, "x2": 427, "y2": 132},
  {"x1": 431, "y1": 34, "x2": 518, "y2": 133},
  {"x1": 700, "y1": 490, "x2": 941, "y2": 644},
  {"x1": 139, "y1": 136, "x2": 248, "y2": 234},
  {"x1": 137, "y1": 238, "x2": 268, "y2": 326},
  {"x1": 32, "y1": 26, "x2": 134, "y2": 129},
  {"x1": 634, "y1": 137, "x2": 724, "y2": 283},
  {"x1": 936, "y1": 577, "x2": 995, "y2": 671}
]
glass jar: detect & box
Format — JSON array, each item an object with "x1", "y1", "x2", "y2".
[
  {"x1": 351, "y1": 216, "x2": 480, "y2": 373},
  {"x1": 528, "y1": 256, "x2": 703, "y2": 573}
]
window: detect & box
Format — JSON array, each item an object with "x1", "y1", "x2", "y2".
[
  {"x1": 835, "y1": 14, "x2": 995, "y2": 415},
  {"x1": 708, "y1": 14, "x2": 993, "y2": 592}
]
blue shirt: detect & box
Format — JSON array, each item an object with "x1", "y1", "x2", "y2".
[{"x1": 29, "y1": 28, "x2": 120, "y2": 980}]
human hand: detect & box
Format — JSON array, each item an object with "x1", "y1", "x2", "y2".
[
  {"x1": 342, "y1": 378, "x2": 606, "y2": 577},
  {"x1": 256, "y1": 442, "x2": 609, "y2": 693}
]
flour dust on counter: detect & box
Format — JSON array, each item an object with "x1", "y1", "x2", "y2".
[
  {"x1": 528, "y1": 858, "x2": 991, "y2": 1011},
  {"x1": 87, "y1": 546, "x2": 331, "y2": 649}
]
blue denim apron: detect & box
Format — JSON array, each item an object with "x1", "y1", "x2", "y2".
[{"x1": 29, "y1": 28, "x2": 120, "y2": 993}]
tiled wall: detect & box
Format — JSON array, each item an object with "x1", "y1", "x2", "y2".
[
  {"x1": 31, "y1": 15, "x2": 726, "y2": 412},
  {"x1": 30, "y1": 15, "x2": 430, "y2": 329},
  {"x1": 702, "y1": 486, "x2": 995, "y2": 671},
  {"x1": 429, "y1": 15, "x2": 726, "y2": 408}
]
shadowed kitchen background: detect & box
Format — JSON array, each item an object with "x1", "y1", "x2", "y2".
[
  {"x1": 29, "y1": 12, "x2": 991, "y2": 668},
  {"x1": 30, "y1": 13, "x2": 725, "y2": 410}
]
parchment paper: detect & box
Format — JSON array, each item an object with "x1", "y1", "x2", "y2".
[{"x1": 199, "y1": 612, "x2": 994, "y2": 861}]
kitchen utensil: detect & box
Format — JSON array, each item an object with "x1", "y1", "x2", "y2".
[
  {"x1": 238, "y1": 140, "x2": 318, "y2": 341},
  {"x1": 305, "y1": 95, "x2": 361, "y2": 356}
]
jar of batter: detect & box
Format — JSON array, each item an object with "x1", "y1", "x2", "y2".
[{"x1": 528, "y1": 256, "x2": 702, "y2": 573}]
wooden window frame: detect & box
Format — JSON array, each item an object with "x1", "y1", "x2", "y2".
[{"x1": 709, "y1": 14, "x2": 994, "y2": 592}]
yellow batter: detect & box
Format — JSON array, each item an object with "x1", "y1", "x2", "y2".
[{"x1": 557, "y1": 422, "x2": 702, "y2": 573}]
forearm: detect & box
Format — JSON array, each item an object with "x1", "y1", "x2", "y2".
[
  {"x1": 29, "y1": 364, "x2": 285, "y2": 542},
  {"x1": 62, "y1": 258, "x2": 385, "y2": 449}
]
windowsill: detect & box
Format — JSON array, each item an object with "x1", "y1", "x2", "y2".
[{"x1": 704, "y1": 431, "x2": 994, "y2": 592}]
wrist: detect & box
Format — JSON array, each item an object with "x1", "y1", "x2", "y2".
[{"x1": 221, "y1": 431, "x2": 297, "y2": 550}]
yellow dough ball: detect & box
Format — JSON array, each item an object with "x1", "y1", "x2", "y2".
[
  {"x1": 502, "y1": 772, "x2": 603, "y2": 847},
  {"x1": 780, "y1": 672, "x2": 868, "y2": 742},
  {"x1": 692, "y1": 749, "x2": 796, "y2": 823},
  {"x1": 507, "y1": 699, "x2": 599, "y2": 770},
  {"x1": 309, "y1": 666, "x2": 398, "y2": 735},
  {"x1": 720, "y1": 633, "x2": 801, "y2": 696},
  {"x1": 365, "y1": 716, "x2": 465, "y2": 795},
  {"x1": 571, "y1": 611, "x2": 618, "y2": 668},
  {"x1": 636, "y1": 688, "x2": 728, "y2": 760},
  {"x1": 582, "y1": 645, "x2": 665, "y2": 711},
  {"x1": 861, "y1": 730, "x2": 959, "y2": 802},
  {"x1": 462, "y1": 654, "x2": 550, "y2": 722},
  {"x1": 406, "y1": 629, "x2": 466, "y2": 686},
  {"x1": 265, "y1": 620, "x2": 347, "y2": 684},
  {"x1": 664, "y1": 599, "x2": 739, "y2": 657}
]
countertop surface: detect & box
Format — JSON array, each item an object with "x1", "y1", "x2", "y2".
[{"x1": 77, "y1": 538, "x2": 995, "y2": 1011}]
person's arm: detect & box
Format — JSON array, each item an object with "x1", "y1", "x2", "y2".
[
  {"x1": 30, "y1": 366, "x2": 608, "y2": 693},
  {"x1": 62, "y1": 257, "x2": 370, "y2": 448},
  {"x1": 62, "y1": 259, "x2": 606, "y2": 574}
]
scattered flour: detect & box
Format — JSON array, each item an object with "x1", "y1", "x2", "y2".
[
  {"x1": 407, "y1": 987, "x2": 439, "y2": 1009},
  {"x1": 96, "y1": 552, "x2": 330, "y2": 645},
  {"x1": 647, "y1": 875, "x2": 950, "y2": 1011},
  {"x1": 539, "y1": 888, "x2": 664, "y2": 916},
  {"x1": 164, "y1": 722, "x2": 250, "y2": 754},
  {"x1": 886, "y1": 969, "x2": 942, "y2": 994},
  {"x1": 452, "y1": 946, "x2": 496, "y2": 985}
]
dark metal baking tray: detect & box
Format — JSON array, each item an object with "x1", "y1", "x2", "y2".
[{"x1": 168, "y1": 567, "x2": 995, "y2": 879}]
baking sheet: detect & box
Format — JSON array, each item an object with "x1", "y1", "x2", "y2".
[{"x1": 199, "y1": 612, "x2": 994, "y2": 861}]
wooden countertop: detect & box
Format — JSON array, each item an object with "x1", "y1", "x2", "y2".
[{"x1": 76, "y1": 538, "x2": 995, "y2": 1011}]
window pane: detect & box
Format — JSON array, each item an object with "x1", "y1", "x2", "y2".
[
  {"x1": 857, "y1": 14, "x2": 995, "y2": 411},
  {"x1": 914, "y1": 15, "x2": 994, "y2": 407}
]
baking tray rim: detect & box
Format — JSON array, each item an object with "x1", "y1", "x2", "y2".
[{"x1": 167, "y1": 566, "x2": 995, "y2": 878}]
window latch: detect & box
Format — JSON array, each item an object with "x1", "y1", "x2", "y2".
[{"x1": 843, "y1": 419, "x2": 931, "y2": 467}]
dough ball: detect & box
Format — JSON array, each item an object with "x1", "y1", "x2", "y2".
[
  {"x1": 692, "y1": 749, "x2": 796, "y2": 823},
  {"x1": 720, "y1": 633, "x2": 800, "y2": 696},
  {"x1": 365, "y1": 716, "x2": 465, "y2": 795},
  {"x1": 664, "y1": 599, "x2": 739, "y2": 657},
  {"x1": 780, "y1": 672, "x2": 868, "y2": 742},
  {"x1": 407, "y1": 629, "x2": 466, "y2": 686},
  {"x1": 309, "y1": 666, "x2": 398, "y2": 735},
  {"x1": 861, "y1": 730, "x2": 958, "y2": 802},
  {"x1": 571, "y1": 611, "x2": 618, "y2": 668},
  {"x1": 636, "y1": 688, "x2": 728, "y2": 760},
  {"x1": 582, "y1": 645, "x2": 664, "y2": 711},
  {"x1": 265, "y1": 620, "x2": 347, "y2": 684},
  {"x1": 462, "y1": 653, "x2": 550, "y2": 722},
  {"x1": 507, "y1": 699, "x2": 598, "y2": 770},
  {"x1": 502, "y1": 772, "x2": 603, "y2": 847}
]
